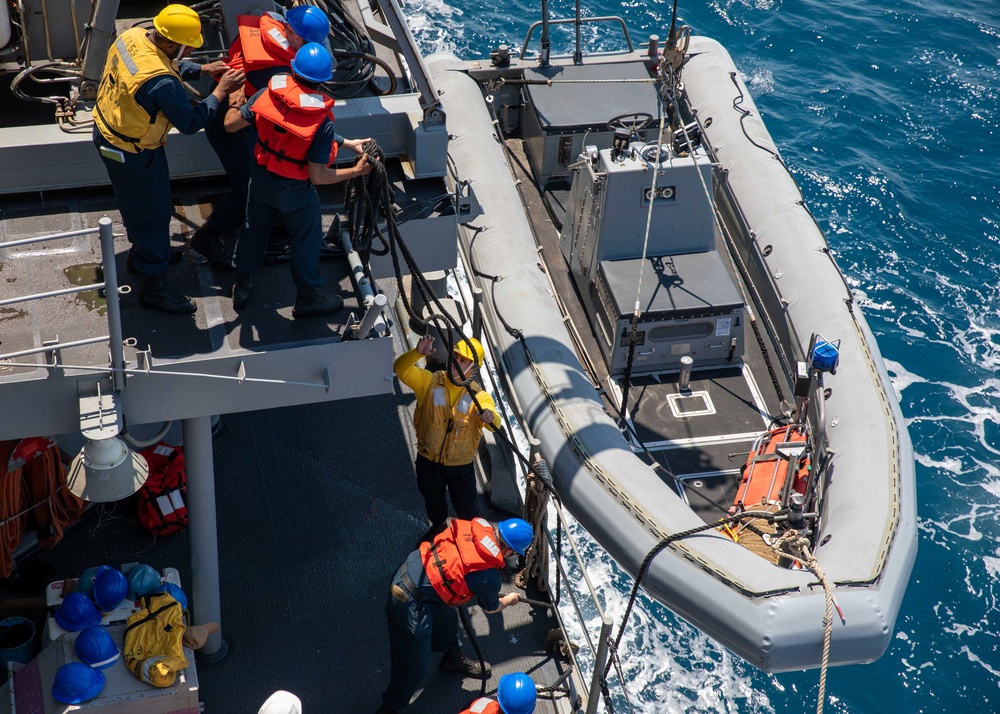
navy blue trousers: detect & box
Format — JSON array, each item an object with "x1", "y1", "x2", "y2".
[
  {"x1": 234, "y1": 164, "x2": 323, "y2": 289},
  {"x1": 93, "y1": 128, "x2": 172, "y2": 276},
  {"x1": 415, "y1": 455, "x2": 478, "y2": 530},
  {"x1": 381, "y1": 571, "x2": 460, "y2": 710},
  {"x1": 202, "y1": 103, "x2": 255, "y2": 236}
]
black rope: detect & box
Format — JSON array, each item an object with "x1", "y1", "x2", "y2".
[
  {"x1": 617, "y1": 312, "x2": 640, "y2": 430},
  {"x1": 457, "y1": 604, "x2": 489, "y2": 697},
  {"x1": 597, "y1": 509, "x2": 784, "y2": 713}
]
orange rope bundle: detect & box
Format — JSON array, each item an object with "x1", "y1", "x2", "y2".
[
  {"x1": 0, "y1": 441, "x2": 26, "y2": 578},
  {"x1": 0, "y1": 439, "x2": 88, "y2": 577}
]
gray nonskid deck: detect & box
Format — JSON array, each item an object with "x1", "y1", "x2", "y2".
[{"x1": 2, "y1": 299, "x2": 574, "y2": 714}]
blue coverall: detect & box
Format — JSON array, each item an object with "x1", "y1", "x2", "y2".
[
  {"x1": 234, "y1": 89, "x2": 345, "y2": 289},
  {"x1": 381, "y1": 549, "x2": 502, "y2": 711},
  {"x1": 200, "y1": 64, "x2": 285, "y2": 237},
  {"x1": 92, "y1": 61, "x2": 219, "y2": 276}
]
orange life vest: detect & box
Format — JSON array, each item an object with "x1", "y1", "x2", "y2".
[
  {"x1": 253, "y1": 74, "x2": 338, "y2": 180},
  {"x1": 227, "y1": 13, "x2": 295, "y2": 94},
  {"x1": 460, "y1": 699, "x2": 500, "y2": 714},
  {"x1": 420, "y1": 518, "x2": 506, "y2": 606}
]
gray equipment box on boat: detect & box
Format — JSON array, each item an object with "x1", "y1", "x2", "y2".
[
  {"x1": 594, "y1": 254, "x2": 745, "y2": 374},
  {"x1": 521, "y1": 62, "x2": 661, "y2": 187}
]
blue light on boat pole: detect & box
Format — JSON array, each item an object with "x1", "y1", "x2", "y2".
[{"x1": 809, "y1": 336, "x2": 841, "y2": 374}]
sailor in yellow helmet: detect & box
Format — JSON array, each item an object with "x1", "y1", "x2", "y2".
[
  {"x1": 393, "y1": 334, "x2": 498, "y2": 543},
  {"x1": 92, "y1": 4, "x2": 245, "y2": 314}
]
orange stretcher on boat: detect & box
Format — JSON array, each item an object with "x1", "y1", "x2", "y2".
[{"x1": 733, "y1": 425, "x2": 810, "y2": 510}]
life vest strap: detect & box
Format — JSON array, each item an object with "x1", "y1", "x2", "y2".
[
  {"x1": 256, "y1": 137, "x2": 309, "y2": 167},
  {"x1": 94, "y1": 103, "x2": 143, "y2": 151},
  {"x1": 428, "y1": 543, "x2": 462, "y2": 600}
]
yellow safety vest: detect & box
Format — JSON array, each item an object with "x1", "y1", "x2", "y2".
[
  {"x1": 414, "y1": 372, "x2": 486, "y2": 466},
  {"x1": 93, "y1": 28, "x2": 180, "y2": 153}
]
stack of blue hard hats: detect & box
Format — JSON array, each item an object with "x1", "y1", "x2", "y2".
[
  {"x1": 54, "y1": 592, "x2": 102, "y2": 632},
  {"x1": 93, "y1": 566, "x2": 128, "y2": 611},
  {"x1": 75, "y1": 625, "x2": 120, "y2": 670},
  {"x1": 126, "y1": 564, "x2": 162, "y2": 600},
  {"x1": 161, "y1": 582, "x2": 188, "y2": 611},
  {"x1": 76, "y1": 566, "x2": 101, "y2": 599},
  {"x1": 52, "y1": 661, "x2": 106, "y2": 704}
]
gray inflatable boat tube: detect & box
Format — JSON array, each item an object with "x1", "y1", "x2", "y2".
[{"x1": 426, "y1": 40, "x2": 916, "y2": 673}]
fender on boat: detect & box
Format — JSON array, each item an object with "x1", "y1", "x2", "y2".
[{"x1": 426, "y1": 44, "x2": 916, "y2": 672}]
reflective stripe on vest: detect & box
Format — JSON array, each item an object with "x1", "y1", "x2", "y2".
[
  {"x1": 227, "y1": 13, "x2": 294, "y2": 94},
  {"x1": 419, "y1": 518, "x2": 505, "y2": 606},
  {"x1": 461, "y1": 699, "x2": 500, "y2": 714},
  {"x1": 413, "y1": 371, "x2": 485, "y2": 466},
  {"x1": 93, "y1": 28, "x2": 178, "y2": 153},
  {"x1": 253, "y1": 74, "x2": 337, "y2": 180}
]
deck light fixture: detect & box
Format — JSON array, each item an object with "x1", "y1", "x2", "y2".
[{"x1": 67, "y1": 388, "x2": 149, "y2": 502}]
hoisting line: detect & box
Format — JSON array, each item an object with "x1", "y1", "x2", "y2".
[
  {"x1": 618, "y1": 104, "x2": 668, "y2": 429},
  {"x1": 597, "y1": 509, "x2": 784, "y2": 713},
  {"x1": 343, "y1": 140, "x2": 560, "y2": 695}
]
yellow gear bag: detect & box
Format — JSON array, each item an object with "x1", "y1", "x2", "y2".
[{"x1": 123, "y1": 593, "x2": 189, "y2": 687}]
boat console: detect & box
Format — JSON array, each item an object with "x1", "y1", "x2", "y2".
[{"x1": 559, "y1": 139, "x2": 745, "y2": 374}]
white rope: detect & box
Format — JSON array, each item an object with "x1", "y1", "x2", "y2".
[
  {"x1": 631, "y1": 107, "x2": 669, "y2": 320},
  {"x1": 770, "y1": 530, "x2": 835, "y2": 714}
]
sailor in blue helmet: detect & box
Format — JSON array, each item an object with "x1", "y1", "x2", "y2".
[
  {"x1": 458, "y1": 672, "x2": 537, "y2": 714},
  {"x1": 224, "y1": 42, "x2": 372, "y2": 318},
  {"x1": 194, "y1": 4, "x2": 333, "y2": 264},
  {"x1": 375, "y1": 518, "x2": 534, "y2": 714},
  {"x1": 92, "y1": 4, "x2": 245, "y2": 314}
]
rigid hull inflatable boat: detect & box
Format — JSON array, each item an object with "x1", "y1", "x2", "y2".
[{"x1": 427, "y1": 27, "x2": 917, "y2": 673}]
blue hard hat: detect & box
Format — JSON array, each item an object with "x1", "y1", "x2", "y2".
[
  {"x1": 291, "y1": 42, "x2": 334, "y2": 83},
  {"x1": 76, "y1": 567, "x2": 101, "y2": 599},
  {"x1": 498, "y1": 672, "x2": 537, "y2": 714},
  {"x1": 52, "y1": 662, "x2": 106, "y2": 704},
  {"x1": 497, "y1": 518, "x2": 534, "y2": 555},
  {"x1": 126, "y1": 564, "x2": 161, "y2": 600},
  {"x1": 55, "y1": 591, "x2": 103, "y2": 632},
  {"x1": 74, "y1": 626, "x2": 120, "y2": 670},
  {"x1": 93, "y1": 566, "x2": 128, "y2": 612},
  {"x1": 161, "y1": 583, "x2": 188, "y2": 611},
  {"x1": 285, "y1": 5, "x2": 330, "y2": 44}
]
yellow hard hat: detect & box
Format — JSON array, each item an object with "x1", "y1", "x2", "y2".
[
  {"x1": 153, "y1": 4, "x2": 204, "y2": 48},
  {"x1": 453, "y1": 337, "x2": 484, "y2": 367}
]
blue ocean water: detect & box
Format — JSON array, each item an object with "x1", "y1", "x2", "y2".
[{"x1": 403, "y1": 0, "x2": 1000, "y2": 711}]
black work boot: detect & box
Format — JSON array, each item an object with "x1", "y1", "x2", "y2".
[
  {"x1": 127, "y1": 246, "x2": 183, "y2": 274},
  {"x1": 232, "y1": 272, "x2": 253, "y2": 309},
  {"x1": 292, "y1": 288, "x2": 343, "y2": 319},
  {"x1": 190, "y1": 226, "x2": 234, "y2": 270},
  {"x1": 439, "y1": 650, "x2": 491, "y2": 677},
  {"x1": 139, "y1": 274, "x2": 196, "y2": 314}
]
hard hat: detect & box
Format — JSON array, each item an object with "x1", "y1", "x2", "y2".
[
  {"x1": 74, "y1": 626, "x2": 121, "y2": 670},
  {"x1": 497, "y1": 518, "x2": 534, "y2": 555},
  {"x1": 55, "y1": 591, "x2": 103, "y2": 632},
  {"x1": 258, "y1": 690, "x2": 303, "y2": 714},
  {"x1": 161, "y1": 583, "x2": 188, "y2": 611},
  {"x1": 93, "y1": 566, "x2": 128, "y2": 611},
  {"x1": 76, "y1": 566, "x2": 101, "y2": 599},
  {"x1": 126, "y1": 564, "x2": 162, "y2": 600},
  {"x1": 290, "y1": 42, "x2": 334, "y2": 83},
  {"x1": 453, "y1": 337, "x2": 485, "y2": 367},
  {"x1": 285, "y1": 5, "x2": 330, "y2": 44},
  {"x1": 497, "y1": 672, "x2": 538, "y2": 714},
  {"x1": 52, "y1": 662, "x2": 106, "y2": 704},
  {"x1": 152, "y1": 4, "x2": 204, "y2": 48}
]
